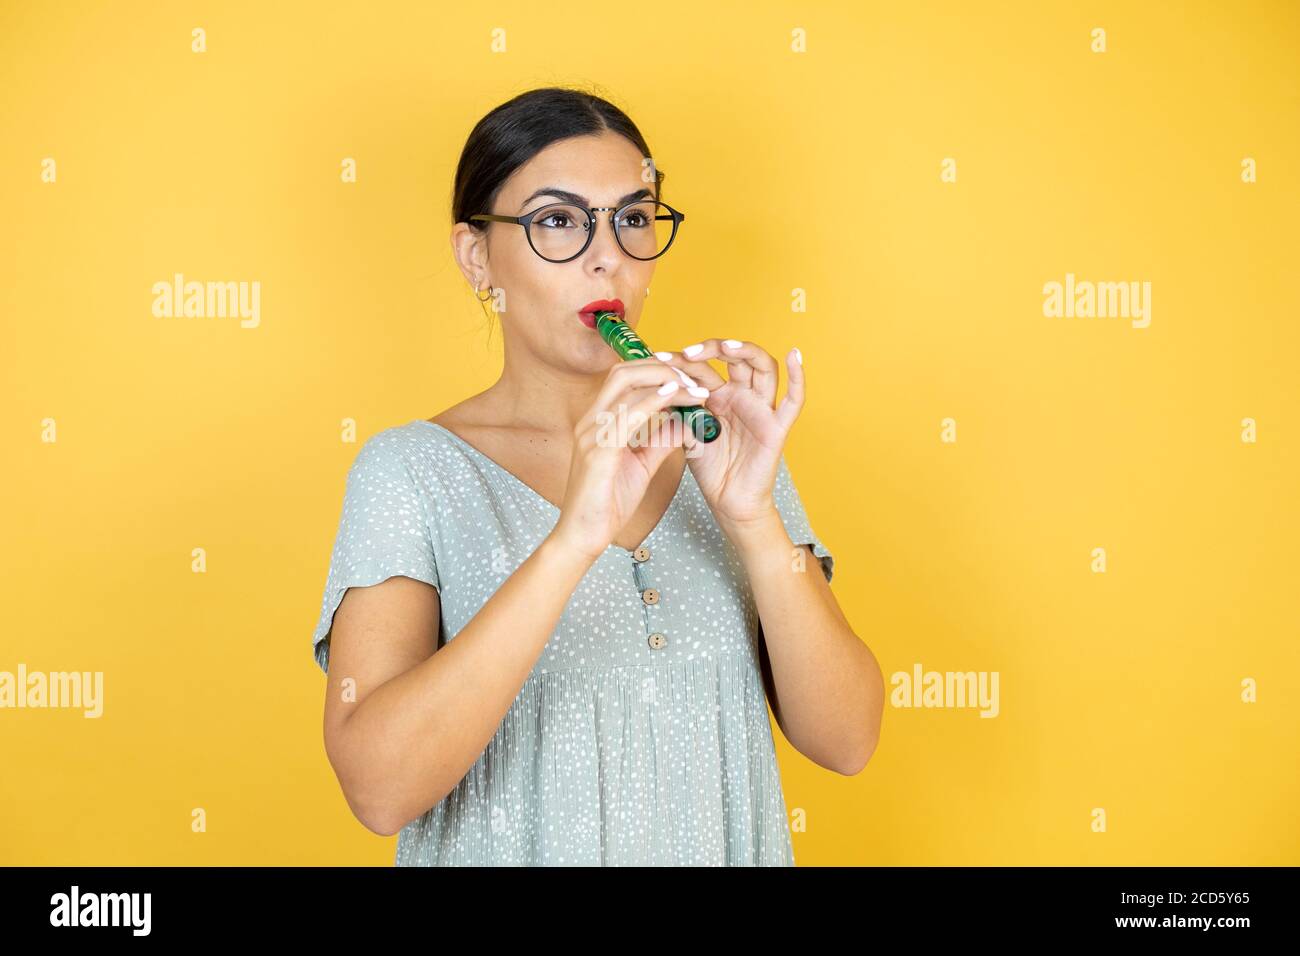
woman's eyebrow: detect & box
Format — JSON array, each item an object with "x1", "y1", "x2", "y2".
[{"x1": 520, "y1": 186, "x2": 653, "y2": 210}]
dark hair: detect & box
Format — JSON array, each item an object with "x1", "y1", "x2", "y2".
[{"x1": 452, "y1": 86, "x2": 665, "y2": 231}]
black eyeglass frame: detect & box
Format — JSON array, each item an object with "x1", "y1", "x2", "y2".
[{"x1": 468, "y1": 199, "x2": 687, "y2": 263}]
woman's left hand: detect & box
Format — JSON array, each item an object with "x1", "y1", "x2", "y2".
[{"x1": 652, "y1": 338, "x2": 804, "y2": 532}]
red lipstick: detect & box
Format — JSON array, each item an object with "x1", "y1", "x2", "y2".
[{"x1": 578, "y1": 298, "x2": 624, "y2": 329}]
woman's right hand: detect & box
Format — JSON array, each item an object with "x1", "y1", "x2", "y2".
[{"x1": 549, "y1": 357, "x2": 710, "y2": 562}]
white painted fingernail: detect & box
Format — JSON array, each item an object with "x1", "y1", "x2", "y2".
[
  {"x1": 793, "y1": 347, "x2": 802, "y2": 365},
  {"x1": 654, "y1": 351, "x2": 673, "y2": 361},
  {"x1": 723, "y1": 339, "x2": 743, "y2": 349},
  {"x1": 687, "y1": 386, "x2": 710, "y2": 398},
  {"x1": 672, "y1": 367, "x2": 700, "y2": 388},
  {"x1": 683, "y1": 343, "x2": 703, "y2": 357},
  {"x1": 657, "y1": 380, "x2": 680, "y2": 395}
]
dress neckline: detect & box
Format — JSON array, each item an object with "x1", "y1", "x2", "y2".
[{"x1": 415, "y1": 419, "x2": 690, "y2": 558}]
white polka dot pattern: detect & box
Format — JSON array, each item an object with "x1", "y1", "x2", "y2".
[{"x1": 310, "y1": 419, "x2": 834, "y2": 865}]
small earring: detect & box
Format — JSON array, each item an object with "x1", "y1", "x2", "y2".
[{"x1": 645, "y1": 286, "x2": 651, "y2": 296}]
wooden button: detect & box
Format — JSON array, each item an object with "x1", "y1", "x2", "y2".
[
  {"x1": 641, "y1": 588, "x2": 659, "y2": 605},
  {"x1": 633, "y1": 547, "x2": 651, "y2": 562},
  {"x1": 647, "y1": 633, "x2": 667, "y2": 649}
]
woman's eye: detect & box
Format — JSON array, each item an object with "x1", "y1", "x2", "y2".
[
  {"x1": 539, "y1": 213, "x2": 572, "y2": 228},
  {"x1": 620, "y1": 213, "x2": 648, "y2": 228}
]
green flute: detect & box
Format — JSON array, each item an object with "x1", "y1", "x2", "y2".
[{"x1": 593, "y1": 310, "x2": 722, "y2": 443}]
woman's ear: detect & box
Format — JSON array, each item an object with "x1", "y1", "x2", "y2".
[{"x1": 450, "y1": 222, "x2": 489, "y2": 288}]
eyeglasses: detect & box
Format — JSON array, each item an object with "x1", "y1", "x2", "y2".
[{"x1": 469, "y1": 199, "x2": 686, "y2": 263}]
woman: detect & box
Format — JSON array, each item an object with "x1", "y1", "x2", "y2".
[{"x1": 310, "y1": 87, "x2": 884, "y2": 866}]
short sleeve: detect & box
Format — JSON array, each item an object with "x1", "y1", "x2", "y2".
[
  {"x1": 771, "y1": 454, "x2": 835, "y2": 583},
  {"x1": 310, "y1": 435, "x2": 441, "y2": 675}
]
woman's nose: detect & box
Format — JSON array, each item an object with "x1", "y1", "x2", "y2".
[{"x1": 583, "y1": 217, "x2": 624, "y2": 266}]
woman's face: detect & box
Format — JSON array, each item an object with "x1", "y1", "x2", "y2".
[{"x1": 452, "y1": 130, "x2": 662, "y2": 374}]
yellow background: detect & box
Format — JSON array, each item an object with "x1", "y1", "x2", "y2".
[{"x1": 1, "y1": 0, "x2": 1296, "y2": 865}]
